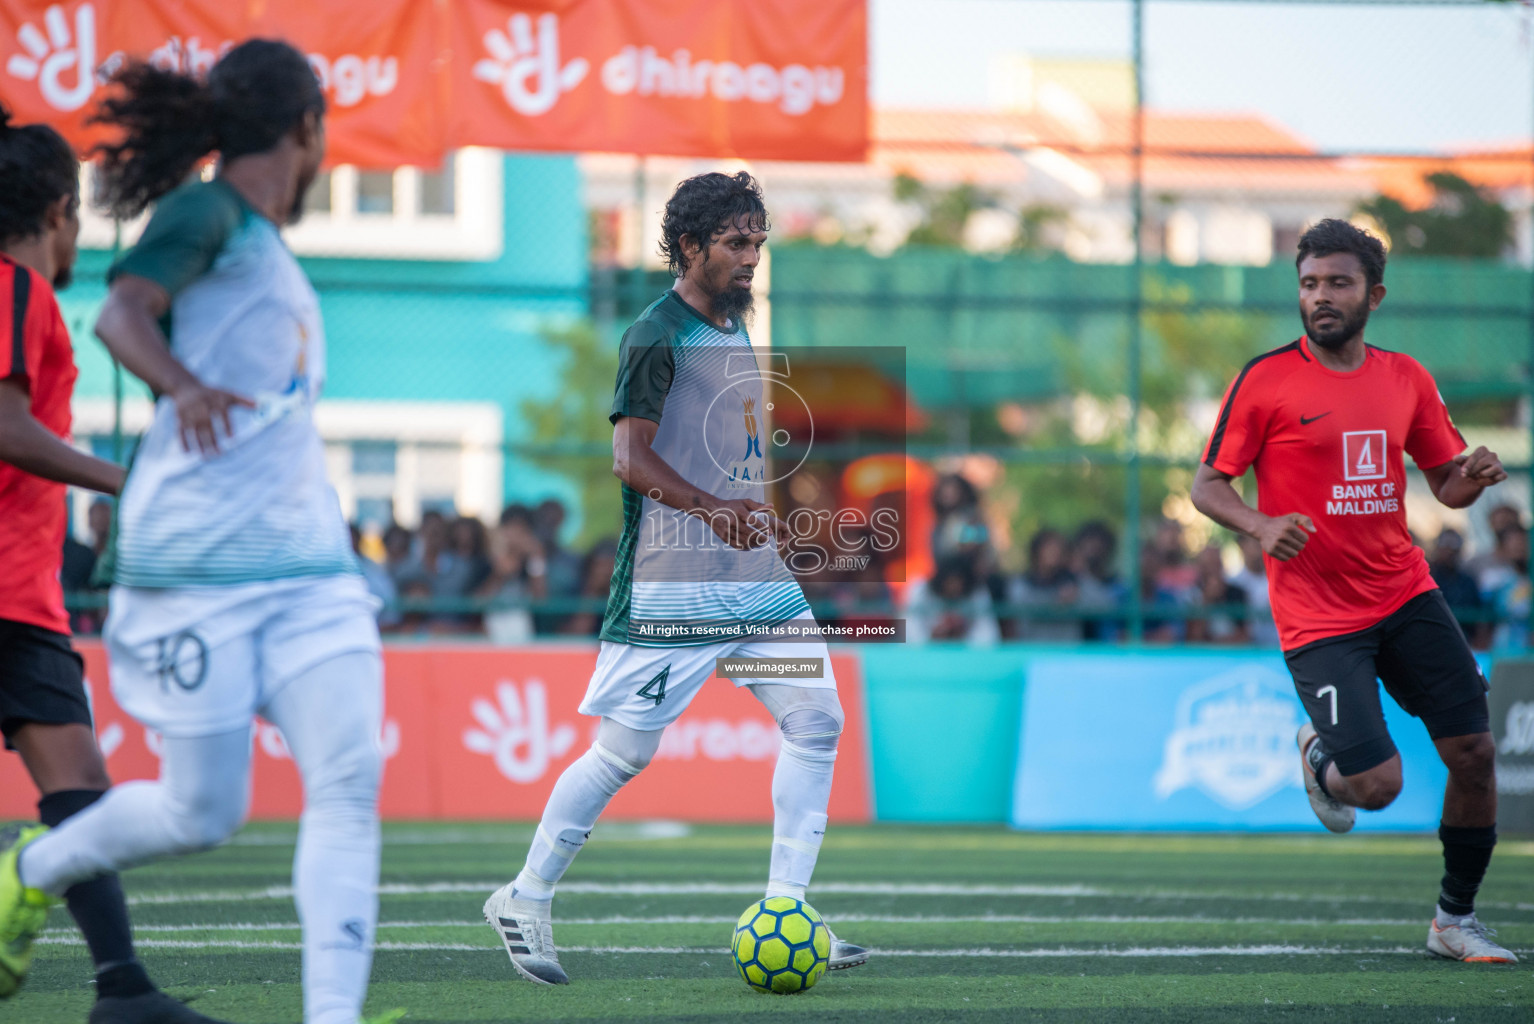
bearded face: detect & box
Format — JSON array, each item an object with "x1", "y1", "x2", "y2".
[
  {"x1": 1301, "y1": 290, "x2": 1372, "y2": 350},
  {"x1": 1297, "y1": 251, "x2": 1380, "y2": 352},
  {"x1": 688, "y1": 217, "x2": 766, "y2": 327}
]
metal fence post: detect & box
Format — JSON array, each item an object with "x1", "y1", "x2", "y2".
[
  {"x1": 111, "y1": 218, "x2": 123, "y2": 465},
  {"x1": 1126, "y1": 0, "x2": 1146, "y2": 642},
  {"x1": 1527, "y1": 56, "x2": 1534, "y2": 647}
]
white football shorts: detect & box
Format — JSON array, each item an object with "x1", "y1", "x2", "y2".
[
  {"x1": 579, "y1": 611, "x2": 837, "y2": 730},
  {"x1": 104, "y1": 573, "x2": 382, "y2": 738}
]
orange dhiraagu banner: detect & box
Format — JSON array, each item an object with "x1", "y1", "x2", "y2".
[
  {"x1": 0, "y1": 0, "x2": 867, "y2": 166},
  {"x1": 0, "y1": 643, "x2": 872, "y2": 824},
  {"x1": 0, "y1": 0, "x2": 449, "y2": 166},
  {"x1": 450, "y1": 0, "x2": 867, "y2": 161}
]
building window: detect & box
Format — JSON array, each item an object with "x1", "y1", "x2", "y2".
[
  {"x1": 419, "y1": 154, "x2": 456, "y2": 216},
  {"x1": 77, "y1": 150, "x2": 503, "y2": 261},
  {"x1": 351, "y1": 440, "x2": 398, "y2": 475},
  {"x1": 305, "y1": 170, "x2": 333, "y2": 216},
  {"x1": 356, "y1": 171, "x2": 395, "y2": 215}
]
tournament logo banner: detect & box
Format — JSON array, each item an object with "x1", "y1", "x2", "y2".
[
  {"x1": 1012, "y1": 653, "x2": 1462, "y2": 831},
  {"x1": 1489, "y1": 658, "x2": 1534, "y2": 832},
  {"x1": 0, "y1": 0, "x2": 869, "y2": 166}
]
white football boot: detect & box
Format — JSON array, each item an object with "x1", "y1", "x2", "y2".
[
  {"x1": 1297, "y1": 723, "x2": 1355, "y2": 834},
  {"x1": 826, "y1": 924, "x2": 868, "y2": 970},
  {"x1": 1427, "y1": 914, "x2": 1519, "y2": 964},
  {"x1": 483, "y1": 882, "x2": 570, "y2": 985}
]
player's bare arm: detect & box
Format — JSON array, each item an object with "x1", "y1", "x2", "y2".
[
  {"x1": 1422, "y1": 445, "x2": 1507, "y2": 510},
  {"x1": 613, "y1": 413, "x2": 785, "y2": 551},
  {"x1": 1190, "y1": 462, "x2": 1315, "y2": 561},
  {"x1": 95, "y1": 274, "x2": 253, "y2": 455},
  {"x1": 0, "y1": 379, "x2": 124, "y2": 494}
]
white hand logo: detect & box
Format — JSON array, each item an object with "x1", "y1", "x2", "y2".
[
  {"x1": 463, "y1": 679, "x2": 576, "y2": 783},
  {"x1": 472, "y1": 13, "x2": 587, "y2": 116},
  {"x1": 96, "y1": 721, "x2": 123, "y2": 759},
  {"x1": 6, "y1": 3, "x2": 96, "y2": 112}
]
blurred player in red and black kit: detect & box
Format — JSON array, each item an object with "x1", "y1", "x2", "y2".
[
  {"x1": 1192, "y1": 219, "x2": 1514, "y2": 964},
  {"x1": 0, "y1": 108, "x2": 225, "y2": 1021}
]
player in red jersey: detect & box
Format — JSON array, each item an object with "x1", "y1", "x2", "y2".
[
  {"x1": 0, "y1": 108, "x2": 226, "y2": 1021},
  {"x1": 1193, "y1": 219, "x2": 1513, "y2": 964}
]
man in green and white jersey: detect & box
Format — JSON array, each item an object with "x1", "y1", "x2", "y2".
[
  {"x1": 485, "y1": 172, "x2": 866, "y2": 985},
  {"x1": 0, "y1": 43, "x2": 387, "y2": 1024}
]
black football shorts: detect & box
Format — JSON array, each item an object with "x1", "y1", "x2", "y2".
[
  {"x1": 0, "y1": 617, "x2": 91, "y2": 750},
  {"x1": 1284, "y1": 590, "x2": 1490, "y2": 776}
]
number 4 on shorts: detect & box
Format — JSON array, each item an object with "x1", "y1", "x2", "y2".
[{"x1": 637, "y1": 665, "x2": 670, "y2": 706}]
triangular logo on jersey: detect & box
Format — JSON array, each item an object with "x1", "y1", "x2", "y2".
[
  {"x1": 637, "y1": 665, "x2": 670, "y2": 706},
  {"x1": 1355, "y1": 437, "x2": 1376, "y2": 476},
  {"x1": 1342, "y1": 430, "x2": 1387, "y2": 482}
]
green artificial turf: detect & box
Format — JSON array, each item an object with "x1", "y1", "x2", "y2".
[{"x1": 10, "y1": 824, "x2": 1532, "y2": 1023}]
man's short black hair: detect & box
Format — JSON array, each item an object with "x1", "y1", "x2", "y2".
[
  {"x1": 659, "y1": 171, "x2": 769, "y2": 278},
  {"x1": 0, "y1": 105, "x2": 79, "y2": 245},
  {"x1": 1296, "y1": 218, "x2": 1387, "y2": 289}
]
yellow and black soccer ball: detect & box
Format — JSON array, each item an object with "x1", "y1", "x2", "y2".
[{"x1": 730, "y1": 896, "x2": 831, "y2": 994}]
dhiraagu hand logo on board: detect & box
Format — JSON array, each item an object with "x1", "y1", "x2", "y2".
[{"x1": 1152, "y1": 666, "x2": 1302, "y2": 810}]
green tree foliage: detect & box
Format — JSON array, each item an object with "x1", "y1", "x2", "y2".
[
  {"x1": 1013, "y1": 204, "x2": 1069, "y2": 255},
  {"x1": 983, "y1": 276, "x2": 1275, "y2": 559},
  {"x1": 894, "y1": 173, "x2": 995, "y2": 248},
  {"x1": 520, "y1": 320, "x2": 622, "y2": 547},
  {"x1": 1357, "y1": 172, "x2": 1513, "y2": 259},
  {"x1": 1059, "y1": 277, "x2": 1273, "y2": 453}
]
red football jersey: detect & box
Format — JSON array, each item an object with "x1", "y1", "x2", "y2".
[
  {"x1": 0, "y1": 255, "x2": 78, "y2": 635},
  {"x1": 1203, "y1": 337, "x2": 1465, "y2": 651}
]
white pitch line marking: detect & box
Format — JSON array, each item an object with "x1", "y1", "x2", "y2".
[
  {"x1": 34, "y1": 937, "x2": 1437, "y2": 958},
  {"x1": 122, "y1": 881, "x2": 1534, "y2": 914},
  {"x1": 62, "y1": 914, "x2": 1456, "y2": 935},
  {"x1": 129, "y1": 882, "x2": 1101, "y2": 905},
  {"x1": 225, "y1": 822, "x2": 692, "y2": 847}
]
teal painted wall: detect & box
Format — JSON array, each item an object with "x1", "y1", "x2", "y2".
[{"x1": 859, "y1": 645, "x2": 1029, "y2": 822}]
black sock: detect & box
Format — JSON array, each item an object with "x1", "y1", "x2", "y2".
[
  {"x1": 1304, "y1": 736, "x2": 1338, "y2": 800},
  {"x1": 37, "y1": 790, "x2": 154, "y2": 999},
  {"x1": 95, "y1": 961, "x2": 154, "y2": 999},
  {"x1": 1438, "y1": 822, "x2": 1497, "y2": 917}
]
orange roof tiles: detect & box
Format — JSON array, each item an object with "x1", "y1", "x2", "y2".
[
  {"x1": 1363, "y1": 147, "x2": 1533, "y2": 207},
  {"x1": 869, "y1": 107, "x2": 1372, "y2": 196}
]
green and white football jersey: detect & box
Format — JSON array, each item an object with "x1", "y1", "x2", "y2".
[
  {"x1": 601, "y1": 291, "x2": 809, "y2": 647},
  {"x1": 109, "y1": 179, "x2": 355, "y2": 588}
]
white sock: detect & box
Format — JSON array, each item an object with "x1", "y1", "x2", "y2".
[
  {"x1": 767, "y1": 739, "x2": 836, "y2": 898},
  {"x1": 1435, "y1": 906, "x2": 1475, "y2": 928},
  {"x1": 515, "y1": 744, "x2": 633, "y2": 899},
  {"x1": 19, "y1": 731, "x2": 252, "y2": 895},
  {"x1": 263, "y1": 651, "x2": 384, "y2": 1024}
]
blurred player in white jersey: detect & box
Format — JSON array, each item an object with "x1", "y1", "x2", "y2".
[
  {"x1": 0, "y1": 41, "x2": 389, "y2": 1024},
  {"x1": 483, "y1": 171, "x2": 867, "y2": 984}
]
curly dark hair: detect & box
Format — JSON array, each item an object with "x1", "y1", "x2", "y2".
[
  {"x1": 1296, "y1": 218, "x2": 1387, "y2": 289},
  {"x1": 658, "y1": 171, "x2": 770, "y2": 278},
  {"x1": 0, "y1": 105, "x2": 78, "y2": 245},
  {"x1": 91, "y1": 39, "x2": 325, "y2": 219}
]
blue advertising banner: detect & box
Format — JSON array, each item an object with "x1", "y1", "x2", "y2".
[{"x1": 1011, "y1": 652, "x2": 1470, "y2": 831}]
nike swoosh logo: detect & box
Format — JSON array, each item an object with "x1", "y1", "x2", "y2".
[{"x1": 1300, "y1": 412, "x2": 1332, "y2": 425}]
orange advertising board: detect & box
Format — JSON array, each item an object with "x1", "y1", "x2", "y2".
[
  {"x1": 0, "y1": 642, "x2": 872, "y2": 824},
  {"x1": 0, "y1": 0, "x2": 867, "y2": 166},
  {"x1": 448, "y1": 0, "x2": 867, "y2": 161}
]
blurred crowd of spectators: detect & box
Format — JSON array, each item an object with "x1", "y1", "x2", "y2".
[
  {"x1": 62, "y1": 481, "x2": 1531, "y2": 649},
  {"x1": 891, "y1": 474, "x2": 1288, "y2": 646},
  {"x1": 351, "y1": 498, "x2": 618, "y2": 642},
  {"x1": 886, "y1": 474, "x2": 1530, "y2": 650}
]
